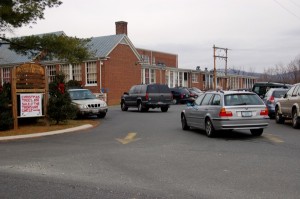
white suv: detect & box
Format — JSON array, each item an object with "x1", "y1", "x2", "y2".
[{"x1": 68, "y1": 89, "x2": 108, "y2": 118}]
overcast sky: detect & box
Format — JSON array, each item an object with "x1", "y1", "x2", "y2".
[{"x1": 7, "y1": 0, "x2": 300, "y2": 73}]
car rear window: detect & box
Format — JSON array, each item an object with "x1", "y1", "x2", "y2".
[
  {"x1": 273, "y1": 90, "x2": 287, "y2": 98},
  {"x1": 147, "y1": 84, "x2": 170, "y2": 93},
  {"x1": 225, "y1": 94, "x2": 264, "y2": 106}
]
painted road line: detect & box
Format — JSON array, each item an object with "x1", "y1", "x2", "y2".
[
  {"x1": 264, "y1": 133, "x2": 284, "y2": 143},
  {"x1": 116, "y1": 132, "x2": 141, "y2": 144}
]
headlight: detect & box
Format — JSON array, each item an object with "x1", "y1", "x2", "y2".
[
  {"x1": 79, "y1": 104, "x2": 88, "y2": 109},
  {"x1": 101, "y1": 102, "x2": 107, "y2": 107}
]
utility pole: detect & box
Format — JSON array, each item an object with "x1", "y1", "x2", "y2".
[{"x1": 213, "y1": 45, "x2": 228, "y2": 90}]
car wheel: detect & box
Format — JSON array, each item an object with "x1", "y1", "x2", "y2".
[
  {"x1": 250, "y1": 129, "x2": 263, "y2": 136},
  {"x1": 97, "y1": 112, "x2": 106, "y2": 118},
  {"x1": 121, "y1": 101, "x2": 128, "y2": 111},
  {"x1": 181, "y1": 114, "x2": 190, "y2": 130},
  {"x1": 172, "y1": 99, "x2": 178, "y2": 104},
  {"x1": 137, "y1": 102, "x2": 143, "y2": 112},
  {"x1": 205, "y1": 118, "x2": 215, "y2": 137},
  {"x1": 292, "y1": 110, "x2": 300, "y2": 129},
  {"x1": 161, "y1": 107, "x2": 168, "y2": 112},
  {"x1": 275, "y1": 108, "x2": 284, "y2": 124}
]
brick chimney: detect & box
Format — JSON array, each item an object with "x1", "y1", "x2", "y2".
[{"x1": 115, "y1": 21, "x2": 128, "y2": 35}]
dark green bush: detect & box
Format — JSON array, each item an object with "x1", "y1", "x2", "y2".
[
  {"x1": 0, "y1": 82, "x2": 13, "y2": 131},
  {"x1": 47, "y1": 73, "x2": 78, "y2": 124}
]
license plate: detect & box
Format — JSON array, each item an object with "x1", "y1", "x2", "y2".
[{"x1": 242, "y1": 111, "x2": 252, "y2": 117}]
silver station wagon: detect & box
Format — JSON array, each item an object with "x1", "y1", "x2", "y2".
[{"x1": 181, "y1": 90, "x2": 270, "y2": 137}]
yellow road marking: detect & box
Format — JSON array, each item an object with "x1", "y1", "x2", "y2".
[
  {"x1": 116, "y1": 132, "x2": 141, "y2": 144},
  {"x1": 264, "y1": 133, "x2": 284, "y2": 143}
]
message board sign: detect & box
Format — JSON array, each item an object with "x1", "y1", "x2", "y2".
[{"x1": 20, "y1": 93, "x2": 42, "y2": 117}]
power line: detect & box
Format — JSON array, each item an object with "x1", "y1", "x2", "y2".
[
  {"x1": 273, "y1": 0, "x2": 300, "y2": 20},
  {"x1": 288, "y1": 0, "x2": 300, "y2": 8}
]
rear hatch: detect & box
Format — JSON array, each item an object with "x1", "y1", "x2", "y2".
[
  {"x1": 146, "y1": 84, "x2": 173, "y2": 104},
  {"x1": 223, "y1": 93, "x2": 268, "y2": 119}
]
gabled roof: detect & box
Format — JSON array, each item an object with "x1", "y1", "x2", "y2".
[
  {"x1": 0, "y1": 32, "x2": 141, "y2": 66},
  {"x1": 89, "y1": 34, "x2": 140, "y2": 59}
]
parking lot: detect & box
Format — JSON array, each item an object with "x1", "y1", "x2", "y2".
[{"x1": 0, "y1": 104, "x2": 300, "y2": 198}]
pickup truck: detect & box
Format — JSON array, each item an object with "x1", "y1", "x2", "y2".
[{"x1": 275, "y1": 83, "x2": 300, "y2": 128}]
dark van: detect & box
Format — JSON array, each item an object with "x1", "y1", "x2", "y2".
[
  {"x1": 121, "y1": 84, "x2": 173, "y2": 112},
  {"x1": 252, "y1": 82, "x2": 291, "y2": 98}
]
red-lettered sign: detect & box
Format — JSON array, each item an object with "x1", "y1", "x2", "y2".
[{"x1": 20, "y1": 93, "x2": 42, "y2": 117}]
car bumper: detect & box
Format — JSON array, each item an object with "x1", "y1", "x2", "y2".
[
  {"x1": 212, "y1": 118, "x2": 269, "y2": 130},
  {"x1": 79, "y1": 107, "x2": 108, "y2": 115}
]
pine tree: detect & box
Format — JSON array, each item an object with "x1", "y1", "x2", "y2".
[
  {"x1": 47, "y1": 73, "x2": 78, "y2": 124},
  {"x1": 0, "y1": 82, "x2": 13, "y2": 131}
]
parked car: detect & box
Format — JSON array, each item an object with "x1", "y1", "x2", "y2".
[
  {"x1": 68, "y1": 88, "x2": 108, "y2": 118},
  {"x1": 187, "y1": 87, "x2": 203, "y2": 98},
  {"x1": 263, "y1": 88, "x2": 288, "y2": 118},
  {"x1": 121, "y1": 84, "x2": 173, "y2": 112},
  {"x1": 252, "y1": 82, "x2": 291, "y2": 98},
  {"x1": 181, "y1": 90, "x2": 269, "y2": 137},
  {"x1": 170, "y1": 87, "x2": 195, "y2": 104},
  {"x1": 275, "y1": 83, "x2": 300, "y2": 128}
]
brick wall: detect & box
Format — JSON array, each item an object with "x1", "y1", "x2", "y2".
[
  {"x1": 102, "y1": 44, "x2": 141, "y2": 105},
  {"x1": 137, "y1": 49, "x2": 178, "y2": 68}
]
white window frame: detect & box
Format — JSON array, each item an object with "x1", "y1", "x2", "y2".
[
  {"x1": 46, "y1": 65, "x2": 56, "y2": 83},
  {"x1": 150, "y1": 69, "x2": 156, "y2": 83},
  {"x1": 1, "y1": 67, "x2": 11, "y2": 84},
  {"x1": 85, "y1": 62, "x2": 97, "y2": 86},
  {"x1": 192, "y1": 73, "x2": 198, "y2": 83},
  {"x1": 59, "y1": 64, "x2": 71, "y2": 82},
  {"x1": 72, "y1": 63, "x2": 82, "y2": 82}
]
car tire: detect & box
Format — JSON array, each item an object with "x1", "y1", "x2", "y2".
[
  {"x1": 173, "y1": 99, "x2": 178, "y2": 104},
  {"x1": 161, "y1": 107, "x2": 168, "y2": 112},
  {"x1": 137, "y1": 102, "x2": 143, "y2": 112},
  {"x1": 97, "y1": 112, "x2": 106, "y2": 118},
  {"x1": 292, "y1": 110, "x2": 300, "y2": 129},
  {"x1": 205, "y1": 118, "x2": 215, "y2": 137},
  {"x1": 181, "y1": 114, "x2": 190, "y2": 130},
  {"x1": 250, "y1": 129, "x2": 263, "y2": 136},
  {"x1": 121, "y1": 101, "x2": 128, "y2": 111},
  {"x1": 275, "y1": 108, "x2": 284, "y2": 124}
]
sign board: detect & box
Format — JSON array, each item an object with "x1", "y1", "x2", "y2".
[
  {"x1": 11, "y1": 63, "x2": 48, "y2": 129},
  {"x1": 20, "y1": 93, "x2": 42, "y2": 117}
]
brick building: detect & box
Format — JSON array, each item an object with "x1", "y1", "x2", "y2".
[{"x1": 0, "y1": 21, "x2": 256, "y2": 105}]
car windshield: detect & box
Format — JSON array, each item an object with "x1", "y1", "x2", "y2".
[
  {"x1": 192, "y1": 87, "x2": 202, "y2": 92},
  {"x1": 69, "y1": 90, "x2": 96, "y2": 100},
  {"x1": 273, "y1": 90, "x2": 287, "y2": 98},
  {"x1": 224, "y1": 94, "x2": 264, "y2": 106}
]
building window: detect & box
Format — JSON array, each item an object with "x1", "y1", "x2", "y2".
[
  {"x1": 1, "y1": 68, "x2": 11, "y2": 83},
  {"x1": 60, "y1": 64, "x2": 71, "y2": 82},
  {"x1": 152, "y1": 57, "x2": 156, "y2": 65},
  {"x1": 86, "y1": 62, "x2": 97, "y2": 85},
  {"x1": 72, "y1": 63, "x2": 82, "y2": 82},
  {"x1": 145, "y1": 69, "x2": 149, "y2": 84},
  {"x1": 192, "y1": 73, "x2": 198, "y2": 83},
  {"x1": 150, "y1": 69, "x2": 156, "y2": 83},
  {"x1": 141, "y1": 55, "x2": 150, "y2": 64},
  {"x1": 46, "y1": 65, "x2": 56, "y2": 83},
  {"x1": 170, "y1": 71, "x2": 174, "y2": 88},
  {"x1": 179, "y1": 72, "x2": 183, "y2": 87},
  {"x1": 165, "y1": 70, "x2": 169, "y2": 86}
]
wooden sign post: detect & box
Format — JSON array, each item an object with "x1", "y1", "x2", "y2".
[{"x1": 11, "y1": 63, "x2": 48, "y2": 130}]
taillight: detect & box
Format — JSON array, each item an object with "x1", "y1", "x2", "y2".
[
  {"x1": 260, "y1": 108, "x2": 269, "y2": 116},
  {"x1": 219, "y1": 108, "x2": 233, "y2": 117},
  {"x1": 180, "y1": 94, "x2": 184, "y2": 99},
  {"x1": 268, "y1": 96, "x2": 274, "y2": 103},
  {"x1": 145, "y1": 93, "x2": 149, "y2": 101}
]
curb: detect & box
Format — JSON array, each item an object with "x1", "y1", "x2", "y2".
[{"x1": 0, "y1": 124, "x2": 93, "y2": 141}]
